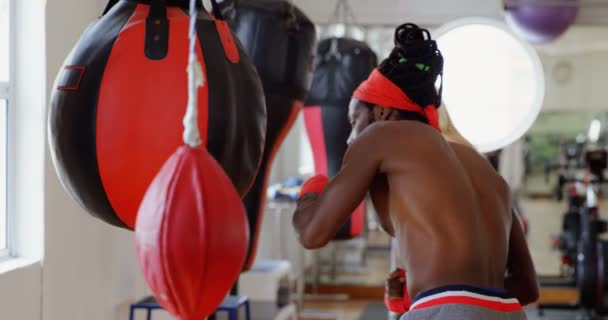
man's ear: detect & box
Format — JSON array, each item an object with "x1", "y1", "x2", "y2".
[{"x1": 372, "y1": 106, "x2": 400, "y2": 121}]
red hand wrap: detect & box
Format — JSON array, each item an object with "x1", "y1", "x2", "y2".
[
  {"x1": 385, "y1": 296, "x2": 408, "y2": 314},
  {"x1": 385, "y1": 268, "x2": 412, "y2": 313},
  {"x1": 298, "y1": 175, "x2": 329, "y2": 200}
]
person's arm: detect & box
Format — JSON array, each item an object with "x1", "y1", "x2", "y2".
[
  {"x1": 293, "y1": 126, "x2": 383, "y2": 249},
  {"x1": 505, "y1": 209, "x2": 539, "y2": 305}
]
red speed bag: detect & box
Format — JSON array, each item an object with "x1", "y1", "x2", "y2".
[
  {"x1": 136, "y1": 146, "x2": 248, "y2": 320},
  {"x1": 304, "y1": 38, "x2": 377, "y2": 240},
  {"x1": 229, "y1": 0, "x2": 317, "y2": 269},
  {"x1": 47, "y1": 0, "x2": 266, "y2": 229}
]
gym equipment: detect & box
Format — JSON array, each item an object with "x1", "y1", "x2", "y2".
[
  {"x1": 504, "y1": 0, "x2": 579, "y2": 44},
  {"x1": 135, "y1": 2, "x2": 249, "y2": 318},
  {"x1": 435, "y1": 19, "x2": 544, "y2": 153},
  {"x1": 48, "y1": 0, "x2": 266, "y2": 229},
  {"x1": 540, "y1": 175, "x2": 608, "y2": 318},
  {"x1": 304, "y1": 37, "x2": 377, "y2": 240},
  {"x1": 548, "y1": 140, "x2": 585, "y2": 200},
  {"x1": 554, "y1": 182, "x2": 585, "y2": 271},
  {"x1": 549, "y1": 146, "x2": 606, "y2": 201},
  {"x1": 215, "y1": 296, "x2": 252, "y2": 320},
  {"x1": 585, "y1": 149, "x2": 608, "y2": 185},
  {"x1": 229, "y1": 0, "x2": 317, "y2": 269},
  {"x1": 129, "y1": 295, "x2": 252, "y2": 320},
  {"x1": 267, "y1": 177, "x2": 304, "y2": 202},
  {"x1": 548, "y1": 149, "x2": 608, "y2": 278}
]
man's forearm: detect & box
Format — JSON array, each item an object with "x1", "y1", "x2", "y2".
[{"x1": 293, "y1": 196, "x2": 328, "y2": 249}]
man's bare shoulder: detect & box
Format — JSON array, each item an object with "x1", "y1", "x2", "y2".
[
  {"x1": 344, "y1": 122, "x2": 412, "y2": 162},
  {"x1": 346, "y1": 122, "x2": 445, "y2": 169},
  {"x1": 447, "y1": 141, "x2": 482, "y2": 158},
  {"x1": 448, "y1": 142, "x2": 511, "y2": 199}
]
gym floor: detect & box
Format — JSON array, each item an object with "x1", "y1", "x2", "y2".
[{"x1": 300, "y1": 197, "x2": 594, "y2": 320}]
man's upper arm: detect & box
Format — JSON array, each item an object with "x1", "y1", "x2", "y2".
[
  {"x1": 506, "y1": 208, "x2": 539, "y2": 302},
  {"x1": 507, "y1": 210, "x2": 534, "y2": 274}
]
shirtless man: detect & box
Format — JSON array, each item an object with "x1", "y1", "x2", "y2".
[{"x1": 293, "y1": 23, "x2": 538, "y2": 319}]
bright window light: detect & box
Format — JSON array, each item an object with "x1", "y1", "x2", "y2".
[
  {"x1": 435, "y1": 19, "x2": 545, "y2": 153},
  {"x1": 588, "y1": 119, "x2": 602, "y2": 144},
  {"x1": 0, "y1": 0, "x2": 10, "y2": 254},
  {"x1": 0, "y1": 99, "x2": 6, "y2": 251}
]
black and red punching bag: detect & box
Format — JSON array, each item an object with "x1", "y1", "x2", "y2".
[
  {"x1": 304, "y1": 37, "x2": 377, "y2": 240},
  {"x1": 48, "y1": 0, "x2": 266, "y2": 229},
  {"x1": 229, "y1": 0, "x2": 316, "y2": 268}
]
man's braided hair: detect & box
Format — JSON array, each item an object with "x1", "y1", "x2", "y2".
[{"x1": 378, "y1": 23, "x2": 444, "y2": 111}]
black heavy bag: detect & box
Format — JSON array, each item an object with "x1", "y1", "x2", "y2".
[
  {"x1": 229, "y1": 0, "x2": 316, "y2": 269},
  {"x1": 48, "y1": 0, "x2": 266, "y2": 229},
  {"x1": 304, "y1": 37, "x2": 377, "y2": 240}
]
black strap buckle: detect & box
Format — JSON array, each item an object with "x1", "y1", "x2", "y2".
[{"x1": 145, "y1": 0, "x2": 169, "y2": 60}]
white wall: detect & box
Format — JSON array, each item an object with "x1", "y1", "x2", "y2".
[
  {"x1": 537, "y1": 26, "x2": 608, "y2": 112},
  {"x1": 0, "y1": 263, "x2": 42, "y2": 320},
  {"x1": 539, "y1": 50, "x2": 608, "y2": 112}
]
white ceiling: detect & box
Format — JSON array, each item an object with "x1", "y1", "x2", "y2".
[
  {"x1": 291, "y1": 0, "x2": 608, "y2": 56},
  {"x1": 292, "y1": 0, "x2": 503, "y2": 26},
  {"x1": 292, "y1": 0, "x2": 608, "y2": 27}
]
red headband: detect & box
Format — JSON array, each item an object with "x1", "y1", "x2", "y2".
[{"x1": 353, "y1": 69, "x2": 440, "y2": 131}]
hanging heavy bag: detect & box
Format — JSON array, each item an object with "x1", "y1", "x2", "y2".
[
  {"x1": 229, "y1": 0, "x2": 317, "y2": 268},
  {"x1": 48, "y1": 0, "x2": 266, "y2": 229},
  {"x1": 303, "y1": 37, "x2": 377, "y2": 240}
]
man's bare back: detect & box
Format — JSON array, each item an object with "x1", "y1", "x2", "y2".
[
  {"x1": 293, "y1": 120, "x2": 538, "y2": 305},
  {"x1": 367, "y1": 121, "x2": 512, "y2": 299}
]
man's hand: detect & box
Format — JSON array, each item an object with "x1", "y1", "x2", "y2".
[
  {"x1": 384, "y1": 268, "x2": 411, "y2": 314},
  {"x1": 505, "y1": 210, "x2": 539, "y2": 305},
  {"x1": 386, "y1": 269, "x2": 406, "y2": 299}
]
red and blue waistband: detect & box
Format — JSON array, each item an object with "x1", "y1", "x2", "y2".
[{"x1": 410, "y1": 285, "x2": 523, "y2": 312}]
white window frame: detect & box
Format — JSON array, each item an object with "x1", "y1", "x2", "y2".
[{"x1": 0, "y1": 0, "x2": 14, "y2": 260}]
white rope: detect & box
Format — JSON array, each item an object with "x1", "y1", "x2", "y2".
[{"x1": 183, "y1": 0, "x2": 205, "y2": 148}]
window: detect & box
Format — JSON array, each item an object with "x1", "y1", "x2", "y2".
[
  {"x1": 0, "y1": 0, "x2": 7, "y2": 82},
  {"x1": 0, "y1": 0, "x2": 11, "y2": 255}
]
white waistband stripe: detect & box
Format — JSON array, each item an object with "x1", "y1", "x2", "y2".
[{"x1": 410, "y1": 291, "x2": 520, "y2": 309}]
